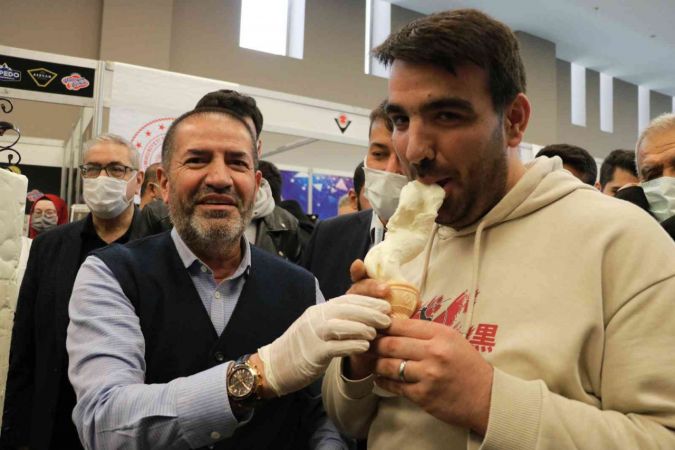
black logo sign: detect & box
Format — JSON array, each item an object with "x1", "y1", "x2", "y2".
[
  {"x1": 0, "y1": 54, "x2": 95, "y2": 98},
  {"x1": 28, "y1": 68, "x2": 57, "y2": 87},
  {"x1": 0, "y1": 63, "x2": 21, "y2": 82},
  {"x1": 335, "y1": 113, "x2": 352, "y2": 134}
]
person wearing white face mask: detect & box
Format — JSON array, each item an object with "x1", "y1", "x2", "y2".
[
  {"x1": 615, "y1": 112, "x2": 675, "y2": 241},
  {"x1": 303, "y1": 100, "x2": 408, "y2": 300},
  {"x1": 2, "y1": 134, "x2": 147, "y2": 450},
  {"x1": 247, "y1": 160, "x2": 307, "y2": 263}
]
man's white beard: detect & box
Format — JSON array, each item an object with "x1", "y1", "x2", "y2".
[{"x1": 169, "y1": 188, "x2": 254, "y2": 258}]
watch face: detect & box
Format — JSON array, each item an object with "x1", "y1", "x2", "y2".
[{"x1": 229, "y1": 367, "x2": 255, "y2": 398}]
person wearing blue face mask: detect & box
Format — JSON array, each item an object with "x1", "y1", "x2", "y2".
[
  {"x1": 302, "y1": 101, "x2": 409, "y2": 301},
  {"x1": 616, "y1": 113, "x2": 675, "y2": 241},
  {"x1": 2, "y1": 134, "x2": 147, "y2": 450}
]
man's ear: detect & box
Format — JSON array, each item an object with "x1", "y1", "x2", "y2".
[
  {"x1": 157, "y1": 166, "x2": 170, "y2": 204},
  {"x1": 255, "y1": 169, "x2": 262, "y2": 193},
  {"x1": 135, "y1": 171, "x2": 145, "y2": 194},
  {"x1": 504, "y1": 93, "x2": 531, "y2": 148},
  {"x1": 149, "y1": 182, "x2": 161, "y2": 199},
  {"x1": 257, "y1": 139, "x2": 263, "y2": 159},
  {"x1": 348, "y1": 188, "x2": 358, "y2": 211}
]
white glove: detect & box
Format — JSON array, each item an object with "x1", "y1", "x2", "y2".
[{"x1": 258, "y1": 294, "x2": 391, "y2": 396}]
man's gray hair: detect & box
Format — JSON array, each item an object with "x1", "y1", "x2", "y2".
[
  {"x1": 82, "y1": 133, "x2": 140, "y2": 169},
  {"x1": 635, "y1": 112, "x2": 675, "y2": 174}
]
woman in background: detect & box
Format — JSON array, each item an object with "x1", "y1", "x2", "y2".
[{"x1": 28, "y1": 193, "x2": 68, "y2": 238}]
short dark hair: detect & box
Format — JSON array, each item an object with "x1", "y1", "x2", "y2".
[
  {"x1": 369, "y1": 99, "x2": 393, "y2": 138},
  {"x1": 161, "y1": 108, "x2": 257, "y2": 169},
  {"x1": 140, "y1": 162, "x2": 161, "y2": 196},
  {"x1": 258, "y1": 160, "x2": 282, "y2": 204},
  {"x1": 353, "y1": 161, "x2": 365, "y2": 196},
  {"x1": 536, "y1": 144, "x2": 597, "y2": 185},
  {"x1": 195, "y1": 89, "x2": 263, "y2": 138},
  {"x1": 374, "y1": 9, "x2": 526, "y2": 111},
  {"x1": 599, "y1": 149, "x2": 637, "y2": 189}
]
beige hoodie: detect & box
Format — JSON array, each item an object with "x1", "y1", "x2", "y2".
[{"x1": 322, "y1": 157, "x2": 675, "y2": 449}]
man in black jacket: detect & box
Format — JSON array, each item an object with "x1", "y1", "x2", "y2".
[
  {"x1": 597, "y1": 149, "x2": 639, "y2": 196},
  {"x1": 302, "y1": 101, "x2": 408, "y2": 299},
  {"x1": 2, "y1": 134, "x2": 146, "y2": 450},
  {"x1": 254, "y1": 160, "x2": 310, "y2": 262}
]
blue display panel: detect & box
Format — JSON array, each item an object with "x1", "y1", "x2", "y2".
[
  {"x1": 311, "y1": 173, "x2": 353, "y2": 220},
  {"x1": 280, "y1": 169, "x2": 309, "y2": 213}
]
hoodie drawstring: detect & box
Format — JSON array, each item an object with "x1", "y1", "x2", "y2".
[
  {"x1": 418, "y1": 223, "x2": 440, "y2": 296},
  {"x1": 462, "y1": 220, "x2": 486, "y2": 337}
]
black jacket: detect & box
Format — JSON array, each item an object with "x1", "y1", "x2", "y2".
[
  {"x1": 301, "y1": 209, "x2": 373, "y2": 300},
  {"x1": 254, "y1": 206, "x2": 306, "y2": 263},
  {"x1": 139, "y1": 198, "x2": 172, "y2": 236},
  {"x1": 1, "y1": 210, "x2": 145, "y2": 450}
]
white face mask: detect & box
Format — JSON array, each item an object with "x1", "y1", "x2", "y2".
[
  {"x1": 641, "y1": 176, "x2": 675, "y2": 222},
  {"x1": 83, "y1": 176, "x2": 134, "y2": 219},
  {"x1": 252, "y1": 178, "x2": 275, "y2": 219},
  {"x1": 363, "y1": 158, "x2": 409, "y2": 222}
]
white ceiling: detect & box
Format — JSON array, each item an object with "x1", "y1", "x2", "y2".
[
  {"x1": 260, "y1": 130, "x2": 365, "y2": 174},
  {"x1": 388, "y1": 0, "x2": 675, "y2": 97}
]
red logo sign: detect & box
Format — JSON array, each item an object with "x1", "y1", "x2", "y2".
[
  {"x1": 334, "y1": 113, "x2": 352, "y2": 134},
  {"x1": 61, "y1": 73, "x2": 90, "y2": 91},
  {"x1": 131, "y1": 117, "x2": 175, "y2": 170},
  {"x1": 26, "y1": 189, "x2": 44, "y2": 202}
]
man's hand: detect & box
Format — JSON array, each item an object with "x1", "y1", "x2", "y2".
[
  {"x1": 257, "y1": 294, "x2": 391, "y2": 396},
  {"x1": 344, "y1": 259, "x2": 390, "y2": 380},
  {"x1": 347, "y1": 259, "x2": 389, "y2": 297},
  {"x1": 372, "y1": 318, "x2": 494, "y2": 436}
]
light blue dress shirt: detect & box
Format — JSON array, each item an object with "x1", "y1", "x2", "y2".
[{"x1": 67, "y1": 229, "x2": 345, "y2": 450}]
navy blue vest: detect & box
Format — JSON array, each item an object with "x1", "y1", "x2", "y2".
[{"x1": 94, "y1": 231, "x2": 318, "y2": 450}]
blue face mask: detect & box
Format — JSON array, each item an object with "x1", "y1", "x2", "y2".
[{"x1": 641, "y1": 176, "x2": 675, "y2": 222}]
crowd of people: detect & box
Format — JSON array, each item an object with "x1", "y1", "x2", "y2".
[{"x1": 1, "y1": 8, "x2": 674, "y2": 450}]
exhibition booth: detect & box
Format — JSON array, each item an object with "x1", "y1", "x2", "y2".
[
  {"x1": 1, "y1": 45, "x2": 383, "y2": 219},
  {"x1": 1, "y1": 45, "x2": 543, "y2": 220}
]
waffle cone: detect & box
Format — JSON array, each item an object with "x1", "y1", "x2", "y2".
[{"x1": 385, "y1": 282, "x2": 420, "y2": 319}]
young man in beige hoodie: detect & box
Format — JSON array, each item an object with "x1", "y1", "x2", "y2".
[{"x1": 322, "y1": 9, "x2": 675, "y2": 450}]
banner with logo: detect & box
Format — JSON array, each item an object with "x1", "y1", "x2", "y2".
[
  {"x1": 0, "y1": 54, "x2": 95, "y2": 98},
  {"x1": 107, "y1": 63, "x2": 370, "y2": 146},
  {"x1": 109, "y1": 106, "x2": 176, "y2": 172}
]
